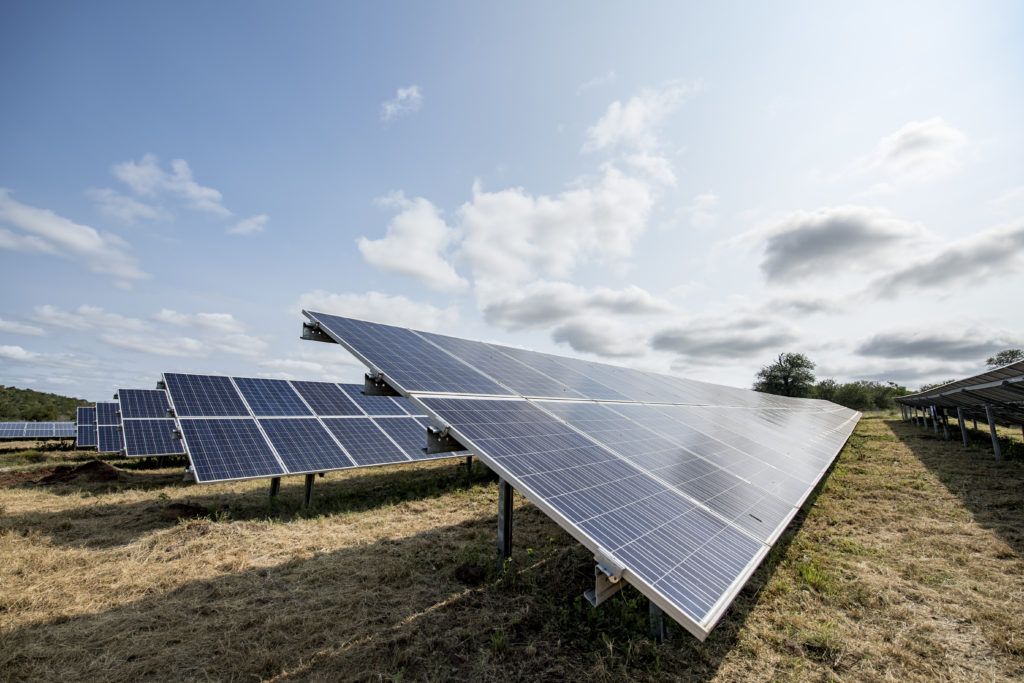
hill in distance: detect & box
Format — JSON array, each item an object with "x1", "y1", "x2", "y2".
[{"x1": 0, "y1": 385, "x2": 91, "y2": 421}]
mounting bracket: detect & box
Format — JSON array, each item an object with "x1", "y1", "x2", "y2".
[
  {"x1": 426, "y1": 426, "x2": 465, "y2": 454},
  {"x1": 301, "y1": 322, "x2": 336, "y2": 344},
  {"x1": 584, "y1": 550, "x2": 626, "y2": 607},
  {"x1": 363, "y1": 372, "x2": 401, "y2": 396}
]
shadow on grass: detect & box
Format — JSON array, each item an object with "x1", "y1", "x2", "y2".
[
  {"x1": 887, "y1": 417, "x2": 1024, "y2": 557},
  {"x1": 0, "y1": 459, "x2": 498, "y2": 550}
]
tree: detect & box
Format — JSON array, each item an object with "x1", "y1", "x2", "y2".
[
  {"x1": 986, "y1": 349, "x2": 1024, "y2": 368},
  {"x1": 814, "y1": 378, "x2": 838, "y2": 402},
  {"x1": 753, "y1": 353, "x2": 816, "y2": 397}
]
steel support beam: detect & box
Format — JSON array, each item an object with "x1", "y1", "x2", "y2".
[
  {"x1": 957, "y1": 407, "x2": 969, "y2": 449},
  {"x1": 497, "y1": 479, "x2": 513, "y2": 572},
  {"x1": 269, "y1": 476, "x2": 281, "y2": 497},
  {"x1": 303, "y1": 473, "x2": 315, "y2": 507},
  {"x1": 941, "y1": 409, "x2": 950, "y2": 440},
  {"x1": 465, "y1": 455, "x2": 473, "y2": 473},
  {"x1": 931, "y1": 406, "x2": 939, "y2": 435},
  {"x1": 985, "y1": 405, "x2": 1002, "y2": 461}
]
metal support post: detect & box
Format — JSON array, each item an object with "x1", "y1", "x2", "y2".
[
  {"x1": 972, "y1": 417, "x2": 978, "y2": 431},
  {"x1": 941, "y1": 410, "x2": 950, "y2": 440},
  {"x1": 465, "y1": 455, "x2": 473, "y2": 474},
  {"x1": 957, "y1": 407, "x2": 968, "y2": 449},
  {"x1": 649, "y1": 601, "x2": 667, "y2": 642},
  {"x1": 269, "y1": 476, "x2": 281, "y2": 497},
  {"x1": 303, "y1": 473, "x2": 315, "y2": 507},
  {"x1": 932, "y1": 406, "x2": 939, "y2": 435},
  {"x1": 497, "y1": 479, "x2": 513, "y2": 571},
  {"x1": 984, "y1": 405, "x2": 1002, "y2": 461}
]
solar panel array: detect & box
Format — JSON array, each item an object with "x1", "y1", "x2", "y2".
[
  {"x1": 75, "y1": 407, "x2": 97, "y2": 448},
  {"x1": 117, "y1": 388, "x2": 185, "y2": 457},
  {"x1": 163, "y1": 374, "x2": 468, "y2": 483},
  {"x1": 95, "y1": 401, "x2": 123, "y2": 453},
  {"x1": 0, "y1": 421, "x2": 77, "y2": 440},
  {"x1": 303, "y1": 311, "x2": 860, "y2": 640},
  {"x1": 897, "y1": 360, "x2": 1024, "y2": 426}
]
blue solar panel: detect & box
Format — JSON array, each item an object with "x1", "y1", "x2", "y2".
[
  {"x1": 54, "y1": 422, "x2": 76, "y2": 437},
  {"x1": 118, "y1": 389, "x2": 171, "y2": 418},
  {"x1": 259, "y1": 418, "x2": 355, "y2": 472},
  {"x1": 291, "y1": 381, "x2": 362, "y2": 416},
  {"x1": 122, "y1": 419, "x2": 183, "y2": 457},
  {"x1": 372, "y1": 417, "x2": 450, "y2": 460},
  {"x1": 24, "y1": 423, "x2": 53, "y2": 437},
  {"x1": 322, "y1": 417, "x2": 408, "y2": 466},
  {"x1": 234, "y1": 377, "x2": 312, "y2": 417},
  {"x1": 305, "y1": 311, "x2": 513, "y2": 396},
  {"x1": 96, "y1": 402, "x2": 120, "y2": 426},
  {"x1": 164, "y1": 373, "x2": 249, "y2": 417},
  {"x1": 97, "y1": 425, "x2": 123, "y2": 453},
  {"x1": 0, "y1": 423, "x2": 25, "y2": 438},
  {"x1": 76, "y1": 408, "x2": 97, "y2": 448},
  {"x1": 338, "y1": 384, "x2": 410, "y2": 416},
  {"x1": 179, "y1": 418, "x2": 285, "y2": 482},
  {"x1": 77, "y1": 407, "x2": 96, "y2": 425}
]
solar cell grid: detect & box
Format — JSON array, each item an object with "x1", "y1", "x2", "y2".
[
  {"x1": 77, "y1": 407, "x2": 96, "y2": 425},
  {"x1": 234, "y1": 377, "x2": 312, "y2": 416},
  {"x1": 179, "y1": 418, "x2": 285, "y2": 482},
  {"x1": 338, "y1": 384, "x2": 409, "y2": 416},
  {"x1": 122, "y1": 419, "x2": 183, "y2": 457},
  {"x1": 291, "y1": 380, "x2": 362, "y2": 416},
  {"x1": 322, "y1": 417, "x2": 407, "y2": 466},
  {"x1": 258, "y1": 418, "x2": 354, "y2": 473},
  {"x1": 118, "y1": 389, "x2": 170, "y2": 418},
  {"x1": 97, "y1": 425, "x2": 123, "y2": 453},
  {"x1": 96, "y1": 402, "x2": 120, "y2": 426},
  {"x1": 164, "y1": 373, "x2": 249, "y2": 417}
]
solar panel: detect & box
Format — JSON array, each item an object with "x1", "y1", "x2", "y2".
[
  {"x1": 97, "y1": 425, "x2": 123, "y2": 453},
  {"x1": 234, "y1": 377, "x2": 312, "y2": 417},
  {"x1": 178, "y1": 418, "x2": 286, "y2": 482},
  {"x1": 162, "y1": 374, "x2": 471, "y2": 483},
  {"x1": 0, "y1": 423, "x2": 25, "y2": 439},
  {"x1": 291, "y1": 380, "x2": 362, "y2": 416},
  {"x1": 54, "y1": 422, "x2": 76, "y2": 437},
  {"x1": 118, "y1": 389, "x2": 171, "y2": 418},
  {"x1": 163, "y1": 373, "x2": 249, "y2": 417},
  {"x1": 301, "y1": 312, "x2": 860, "y2": 640},
  {"x1": 121, "y1": 419, "x2": 182, "y2": 457}
]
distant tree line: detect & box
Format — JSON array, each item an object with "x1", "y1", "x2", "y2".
[
  {"x1": 753, "y1": 347, "x2": 1024, "y2": 411},
  {"x1": 0, "y1": 385, "x2": 90, "y2": 421}
]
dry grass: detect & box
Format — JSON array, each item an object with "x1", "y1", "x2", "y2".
[{"x1": 1, "y1": 413, "x2": 1023, "y2": 681}]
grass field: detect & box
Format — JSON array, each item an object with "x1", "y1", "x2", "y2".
[{"x1": 1, "y1": 412, "x2": 1023, "y2": 681}]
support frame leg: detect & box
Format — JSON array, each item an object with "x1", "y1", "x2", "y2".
[
  {"x1": 497, "y1": 478, "x2": 513, "y2": 572},
  {"x1": 957, "y1": 407, "x2": 968, "y2": 450},
  {"x1": 303, "y1": 473, "x2": 315, "y2": 508},
  {"x1": 269, "y1": 476, "x2": 281, "y2": 498},
  {"x1": 985, "y1": 405, "x2": 1002, "y2": 461}
]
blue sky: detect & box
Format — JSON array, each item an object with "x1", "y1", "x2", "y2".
[{"x1": 1, "y1": 1, "x2": 1022, "y2": 401}]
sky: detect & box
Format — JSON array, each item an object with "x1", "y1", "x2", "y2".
[{"x1": 1, "y1": 1, "x2": 1022, "y2": 402}]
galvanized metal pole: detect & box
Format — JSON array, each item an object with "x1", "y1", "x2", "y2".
[
  {"x1": 931, "y1": 406, "x2": 939, "y2": 435},
  {"x1": 957, "y1": 407, "x2": 968, "y2": 449},
  {"x1": 649, "y1": 600, "x2": 667, "y2": 642},
  {"x1": 303, "y1": 473, "x2": 315, "y2": 507},
  {"x1": 984, "y1": 405, "x2": 1002, "y2": 461},
  {"x1": 269, "y1": 476, "x2": 281, "y2": 497},
  {"x1": 941, "y1": 409, "x2": 950, "y2": 440},
  {"x1": 465, "y1": 455, "x2": 473, "y2": 474},
  {"x1": 497, "y1": 479, "x2": 513, "y2": 571}
]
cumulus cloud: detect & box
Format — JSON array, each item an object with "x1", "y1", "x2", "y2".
[
  {"x1": 33, "y1": 304, "x2": 147, "y2": 332},
  {"x1": 483, "y1": 281, "x2": 673, "y2": 330},
  {"x1": 651, "y1": 316, "x2": 799, "y2": 361},
  {"x1": 551, "y1": 317, "x2": 647, "y2": 358},
  {"x1": 104, "y1": 334, "x2": 205, "y2": 357},
  {"x1": 872, "y1": 221, "x2": 1024, "y2": 295},
  {"x1": 297, "y1": 289, "x2": 458, "y2": 331},
  {"x1": 861, "y1": 117, "x2": 967, "y2": 183},
  {"x1": 764, "y1": 296, "x2": 843, "y2": 316},
  {"x1": 744, "y1": 205, "x2": 926, "y2": 283},
  {"x1": 381, "y1": 85, "x2": 423, "y2": 122},
  {"x1": 86, "y1": 187, "x2": 170, "y2": 224},
  {"x1": 113, "y1": 154, "x2": 231, "y2": 216},
  {"x1": 227, "y1": 214, "x2": 269, "y2": 236},
  {"x1": 153, "y1": 309, "x2": 241, "y2": 333},
  {"x1": 0, "y1": 317, "x2": 44, "y2": 336},
  {"x1": 583, "y1": 81, "x2": 696, "y2": 152},
  {"x1": 577, "y1": 70, "x2": 617, "y2": 94},
  {"x1": 0, "y1": 345, "x2": 42, "y2": 363},
  {"x1": 855, "y1": 330, "x2": 1021, "y2": 362},
  {"x1": 683, "y1": 192, "x2": 718, "y2": 230},
  {"x1": 0, "y1": 190, "x2": 147, "y2": 286},
  {"x1": 357, "y1": 193, "x2": 468, "y2": 292}
]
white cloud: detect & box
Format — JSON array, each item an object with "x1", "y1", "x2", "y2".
[
  {"x1": 740, "y1": 205, "x2": 927, "y2": 283},
  {"x1": 297, "y1": 289, "x2": 458, "y2": 331},
  {"x1": 551, "y1": 317, "x2": 648, "y2": 358},
  {"x1": 583, "y1": 81, "x2": 696, "y2": 152},
  {"x1": 357, "y1": 193, "x2": 468, "y2": 292},
  {"x1": 0, "y1": 345, "x2": 42, "y2": 363},
  {"x1": 624, "y1": 153, "x2": 677, "y2": 186},
  {"x1": 227, "y1": 213, "x2": 269, "y2": 236},
  {"x1": 651, "y1": 315, "x2": 800, "y2": 362},
  {"x1": 33, "y1": 304, "x2": 148, "y2": 332},
  {"x1": 103, "y1": 334, "x2": 205, "y2": 357},
  {"x1": 853, "y1": 117, "x2": 968, "y2": 184},
  {"x1": 684, "y1": 192, "x2": 718, "y2": 230},
  {"x1": 86, "y1": 187, "x2": 170, "y2": 224},
  {"x1": 381, "y1": 85, "x2": 423, "y2": 122},
  {"x1": 112, "y1": 154, "x2": 231, "y2": 216},
  {"x1": 576, "y1": 70, "x2": 617, "y2": 94},
  {"x1": 483, "y1": 281, "x2": 674, "y2": 330},
  {"x1": 0, "y1": 317, "x2": 44, "y2": 336},
  {"x1": 0, "y1": 190, "x2": 148, "y2": 286},
  {"x1": 154, "y1": 309, "x2": 241, "y2": 333},
  {"x1": 459, "y1": 166, "x2": 657, "y2": 298}
]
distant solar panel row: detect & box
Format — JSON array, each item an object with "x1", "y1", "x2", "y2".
[
  {"x1": 163, "y1": 374, "x2": 467, "y2": 483},
  {"x1": 0, "y1": 421, "x2": 77, "y2": 439},
  {"x1": 302, "y1": 312, "x2": 860, "y2": 641}
]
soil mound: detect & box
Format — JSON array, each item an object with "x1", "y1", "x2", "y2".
[
  {"x1": 37, "y1": 460, "x2": 126, "y2": 485},
  {"x1": 160, "y1": 502, "x2": 209, "y2": 520}
]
